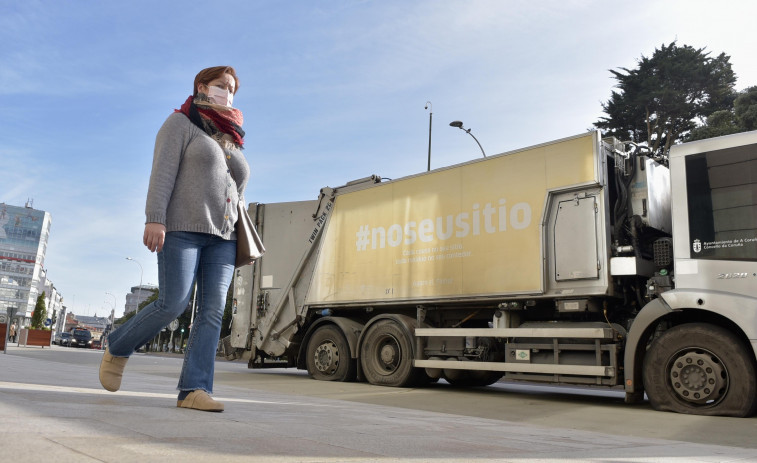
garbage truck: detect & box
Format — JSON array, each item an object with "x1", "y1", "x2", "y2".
[{"x1": 228, "y1": 129, "x2": 757, "y2": 417}]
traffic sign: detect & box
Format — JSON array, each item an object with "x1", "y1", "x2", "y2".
[{"x1": 169, "y1": 319, "x2": 179, "y2": 331}]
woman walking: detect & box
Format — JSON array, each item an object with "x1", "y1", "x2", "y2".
[{"x1": 99, "y1": 66, "x2": 249, "y2": 412}]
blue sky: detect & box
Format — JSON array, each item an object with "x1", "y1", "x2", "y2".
[{"x1": 2, "y1": 0, "x2": 756, "y2": 319}]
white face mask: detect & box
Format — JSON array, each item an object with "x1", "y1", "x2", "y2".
[{"x1": 207, "y1": 85, "x2": 234, "y2": 107}]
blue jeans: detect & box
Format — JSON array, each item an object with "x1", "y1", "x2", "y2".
[{"x1": 107, "y1": 231, "x2": 236, "y2": 394}]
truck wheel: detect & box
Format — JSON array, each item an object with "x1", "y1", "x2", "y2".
[
  {"x1": 306, "y1": 325, "x2": 356, "y2": 382},
  {"x1": 643, "y1": 323, "x2": 757, "y2": 417},
  {"x1": 360, "y1": 319, "x2": 425, "y2": 387}
]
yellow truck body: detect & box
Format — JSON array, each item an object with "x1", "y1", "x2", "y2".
[{"x1": 308, "y1": 132, "x2": 600, "y2": 304}]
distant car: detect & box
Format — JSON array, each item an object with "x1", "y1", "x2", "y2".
[
  {"x1": 91, "y1": 339, "x2": 102, "y2": 349},
  {"x1": 53, "y1": 332, "x2": 72, "y2": 347},
  {"x1": 69, "y1": 329, "x2": 93, "y2": 348}
]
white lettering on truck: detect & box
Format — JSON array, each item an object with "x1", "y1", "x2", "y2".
[{"x1": 355, "y1": 199, "x2": 532, "y2": 251}]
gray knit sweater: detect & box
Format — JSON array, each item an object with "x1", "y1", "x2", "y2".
[{"x1": 145, "y1": 112, "x2": 250, "y2": 240}]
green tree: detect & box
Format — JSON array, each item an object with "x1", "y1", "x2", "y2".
[
  {"x1": 687, "y1": 86, "x2": 757, "y2": 140},
  {"x1": 687, "y1": 110, "x2": 742, "y2": 141},
  {"x1": 595, "y1": 42, "x2": 736, "y2": 156},
  {"x1": 31, "y1": 292, "x2": 47, "y2": 329},
  {"x1": 735, "y1": 86, "x2": 757, "y2": 130}
]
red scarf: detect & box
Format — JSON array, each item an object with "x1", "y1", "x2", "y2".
[{"x1": 176, "y1": 95, "x2": 245, "y2": 148}]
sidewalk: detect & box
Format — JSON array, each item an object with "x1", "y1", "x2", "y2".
[{"x1": 1, "y1": 347, "x2": 756, "y2": 463}]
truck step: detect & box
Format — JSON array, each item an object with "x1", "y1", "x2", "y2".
[
  {"x1": 414, "y1": 359, "x2": 615, "y2": 377},
  {"x1": 415, "y1": 327, "x2": 616, "y2": 339}
]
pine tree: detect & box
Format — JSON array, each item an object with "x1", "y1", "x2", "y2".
[
  {"x1": 687, "y1": 86, "x2": 757, "y2": 140},
  {"x1": 595, "y1": 42, "x2": 736, "y2": 156},
  {"x1": 31, "y1": 292, "x2": 47, "y2": 329}
]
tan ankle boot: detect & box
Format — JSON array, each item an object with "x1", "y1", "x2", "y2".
[
  {"x1": 177, "y1": 390, "x2": 224, "y2": 412},
  {"x1": 99, "y1": 348, "x2": 128, "y2": 392}
]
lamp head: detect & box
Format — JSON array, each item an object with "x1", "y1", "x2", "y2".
[{"x1": 449, "y1": 120, "x2": 464, "y2": 128}]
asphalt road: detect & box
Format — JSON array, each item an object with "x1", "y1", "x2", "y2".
[{"x1": 8, "y1": 345, "x2": 757, "y2": 451}]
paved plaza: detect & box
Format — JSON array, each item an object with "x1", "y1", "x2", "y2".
[{"x1": 1, "y1": 346, "x2": 756, "y2": 463}]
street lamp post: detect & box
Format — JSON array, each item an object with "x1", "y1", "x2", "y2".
[
  {"x1": 105, "y1": 292, "x2": 116, "y2": 311},
  {"x1": 105, "y1": 291, "x2": 116, "y2": 323},
  {"x1": 425, "y1": 101, "x2": 432, "y2": 171},
  {"x1": 125, "y1": 257, "x2": 143, "y2": 315},
  {"x1": 449, "y1": 120, "x2": 486, "y2": 158},
  {"x1": 104, "y1": 292, "x2": 117, "y2": 350}
]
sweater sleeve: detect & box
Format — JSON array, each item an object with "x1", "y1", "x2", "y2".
[{"x1": 145, "y1": 113, "x2": 192, "y2": 224}]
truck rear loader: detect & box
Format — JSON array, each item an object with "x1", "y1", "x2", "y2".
[{"x1": 229, "y1": 130, "x2": 757, "y2": 417}]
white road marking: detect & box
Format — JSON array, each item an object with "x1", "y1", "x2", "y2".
[{"x1": 0, "y1": 381, "x2": 324, "y2": 406}]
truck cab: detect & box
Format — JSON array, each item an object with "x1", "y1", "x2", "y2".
[{"x1": 622, "y1": 130, "x2": 757, "y2": 416}]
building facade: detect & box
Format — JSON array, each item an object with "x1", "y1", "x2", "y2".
[
  {"x1": 0, "y1": 202, "x2": 54, "y2": 326},
  {"x1": 38, "y1": 267, "x2": 63, "y2": 328},
  {"x1": 124, "y1": 284, "x2": 157, "y2": 315}
]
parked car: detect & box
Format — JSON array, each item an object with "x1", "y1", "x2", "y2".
[
  {"x1": 69, "y1": 329, "x2": 93, "y2": 348},
  {"x1": 53, "y1": 332, "x2": 72, "y2": 347}
]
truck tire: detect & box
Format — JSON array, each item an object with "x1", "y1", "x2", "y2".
[
  {"x1": 643, "y1": 323, "x2": 757, "y2": 417},
  {"x1": 306, "y1": 325, "x2": 357, "y2": 382},
  {"x1": 360, "y1": 319, "x2": 425, "y2": 387}
]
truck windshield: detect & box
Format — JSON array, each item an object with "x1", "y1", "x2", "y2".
[{"x1": 686, "y1": 144, "x2": 757, "y2": 261}]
